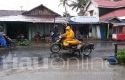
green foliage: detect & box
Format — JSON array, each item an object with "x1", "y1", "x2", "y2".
[
  {"x1": 59, "y1": 0, "x2": 70, "y2": 17},
  {"x1": 63, "y1": 12, "x2": 70, "y2": 17},
  {"x1": 69, "y1": 0, "x2": 88, "y2": 11},
  {"x1": 18, "y1": 39, "x2": 30, "y2": 46},
  {"x1": 116, "y1": 49, "x2": 125, "y2": 64}
]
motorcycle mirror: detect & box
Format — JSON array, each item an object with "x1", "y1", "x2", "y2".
[{"x1": 59, "y1": 35, "x2": 62, "y2": 38}]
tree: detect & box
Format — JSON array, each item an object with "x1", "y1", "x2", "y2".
[
  {"x1": 69, "y1": 0, "x2": 88, "y2": 11},
  {"x1": 63, "y1": 12, "x2": 70, "y2": 17},
  {"x1": 59, "y1": 0, "x2": 71, "y2": 25},
  {"x1": 59, "y1": 0, "x2": 70, "y2": 17}
]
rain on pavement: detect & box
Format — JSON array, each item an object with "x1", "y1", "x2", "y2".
[{"x1": 0, "y1": 42, "x2": 125, "y2": 80}]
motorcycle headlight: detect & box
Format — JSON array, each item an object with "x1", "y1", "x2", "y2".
[{"x1": 56, "y1": 40, "x2": 59, "y2": 42}]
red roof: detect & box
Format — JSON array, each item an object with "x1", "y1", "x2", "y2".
[
  {"x1": 100, "y1": 8, "x2": 125, "y2": 19},
  {"x1": 94, "y1": 0, "x2": 125, "y2": 8}
]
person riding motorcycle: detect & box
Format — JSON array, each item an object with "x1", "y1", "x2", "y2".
[{"x1": 62, "y1": 26, "x2": 82, "y2": 46}]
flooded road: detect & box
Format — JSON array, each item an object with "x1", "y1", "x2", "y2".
[{"x1": 0, "y1": 42, "x2": 125, "y2": 80}]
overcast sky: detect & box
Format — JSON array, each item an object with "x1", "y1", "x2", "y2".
[{"x1": 0, "y1": 0, "x2": 78, "y2": 16}]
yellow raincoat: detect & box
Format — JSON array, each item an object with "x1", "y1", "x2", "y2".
[{"x1": 62, "y1": 26, "x2": 82, "y2": 46}]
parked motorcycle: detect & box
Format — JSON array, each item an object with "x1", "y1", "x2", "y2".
[
  {"x1": 50, "y1": 35, "x2": 94, "y2": 56},
  {"x1": 4, "y1": 36, "x2": 16, "y2": 48}
]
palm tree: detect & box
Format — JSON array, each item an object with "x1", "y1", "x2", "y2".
[
  {"x1": 59, "y1": 0, "x2": 70, "y2": 17},
  {"x1": 59, "y1": 0, "x2": 70, "y2": 25},
  {"x1": 63, "y1": 12, "x2": 70, "y2": 17},
  {"x1": 69, "y1": 0, "x2": 88, "y2": 15}
]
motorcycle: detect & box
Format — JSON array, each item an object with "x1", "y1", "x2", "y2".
[
  {"x1": 4, "y1": 36, "x2": 16, "y2": 48},
  {"x1": 50, "y1": 35, "x2": 94, "y2": 56}
]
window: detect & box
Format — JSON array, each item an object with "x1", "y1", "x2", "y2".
[
  {"x1": 118, "y1": 26, "x2": 123, "y2": 33},
  {"x1": 89, "y1": 10, "x2": 93, "y2": 16},
  {"x1": 88, "y1": 10, "x2": 94, "y2": 16}
]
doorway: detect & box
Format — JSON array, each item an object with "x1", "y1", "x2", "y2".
[{"x1": 6, "y1": 22, "x2": 28, "y2": 39}]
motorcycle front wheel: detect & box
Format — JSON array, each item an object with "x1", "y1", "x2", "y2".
[
  {"x1": 50, "y1": 44, "x2": 60, "y2": 53},
  {"x1": 9, "y1": 42, "x2": 16, "y2": 49}
]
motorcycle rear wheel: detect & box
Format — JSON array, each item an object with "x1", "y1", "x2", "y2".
[
  {"x1": 50, "y1": 44, "x2": 60, "y2": 53},
  {"x1": 81, "y1": 46, "x2": 92, "y2": 56}
]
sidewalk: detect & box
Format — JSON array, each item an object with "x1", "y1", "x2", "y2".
[
  {"x1": 23, "y1": 39, "x2": 114, "y2": 48},
  {"x1": 29, "y1": 42, "x2": 52, "y2": 47},
  {"x1": 82, "y1": 38, "x2": 115, "y2": 43}
]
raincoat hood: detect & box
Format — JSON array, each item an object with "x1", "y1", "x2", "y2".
[{"x1": 65, "y1": 26, "x2": 71, "y2": 30}]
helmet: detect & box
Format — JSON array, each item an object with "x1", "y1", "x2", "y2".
[{"x1": 65, "y1": 26, "x2": 71, "y2": 30}]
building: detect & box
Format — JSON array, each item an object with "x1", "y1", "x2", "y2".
[
  {"x1": 68, "y1": 16, "x2": 99, "y2": 39},
  {"x1": 84, "y1": 0, "x2": 125, "y2": 39},
  {"x1": 0, "y1": 4, "x2": 66, "y2": 40}
]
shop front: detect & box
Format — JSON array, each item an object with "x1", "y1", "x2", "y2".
[
  {"x1": 112, "y1": 23, "x2": 125, "y2": 40},
  {"x1": 68, "y1": 16, "x2": 99, "y2": 39}
]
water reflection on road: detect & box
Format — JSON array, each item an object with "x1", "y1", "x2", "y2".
[{"x1": 0, "y1": 42, "x2": 125, "y2": 80}]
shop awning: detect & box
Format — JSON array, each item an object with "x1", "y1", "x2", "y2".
[
  {"x1": 0, "y1": 15, "x2": 67, "y2": 23},
  {"x1": 113, "y1": 23, "x2": 125, "y2": 26},
  {"x1": 68, "y1": 16, "x2": 99, "y2": 24}
]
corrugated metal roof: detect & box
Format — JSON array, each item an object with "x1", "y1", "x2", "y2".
[
  {"x1": 0, "y1": 10, "x2": 25, "y2": 17},
  {"x1": 100, "y1": 8, "x2": 125, "y2": 19},
  {"x1": 94, "y1": 0, "x2": 125, "y2": 8},
  {"x1": 0, "y1": 15, "x2": 100, "y2": 24},
  {"x1": 0, "y1": 15, "x2": 67, "y2": 23},
  {"x1": 22, "y1": 4, "x2": 61, "y2": 16},
  {"x1": 100, "y1": 17, "x2": 122, "y2": 23}
]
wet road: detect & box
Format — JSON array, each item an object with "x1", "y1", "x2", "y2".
[{"x1": 0, "y1": 42, "x2": 125, "y2": 80}]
